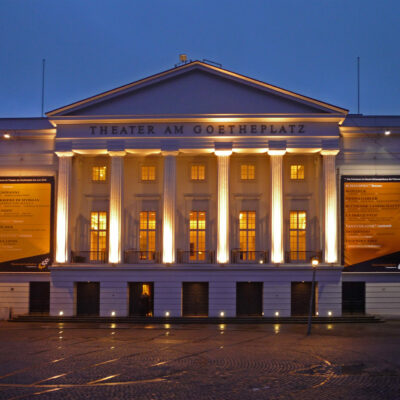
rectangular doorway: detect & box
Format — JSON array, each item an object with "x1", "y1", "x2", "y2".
[
  {"x1": 236, "y1": 282, "x2": 263, "y2": 316},
  {"x1": 342, "y1": 282, "x2": 365, "y2": 314},
  {"x1": 76, "y1": 282, "x2": 100, "y2": 316},
  {"x1": 129, "y1": 282, "x2": 154, "y2": 316},
  {"x1": 291, "y1": 282, "x2": 317, "y2": 316},
  {"x1": 29, "y1": 282, "x2": 50, "y2": 314},
  {"x1": 182, "y1": 282, "x2": 209, "y2": 316}
]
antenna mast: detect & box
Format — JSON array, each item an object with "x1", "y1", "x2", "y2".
[
  {"x1": 41, "y1": 59, "x2": 46, "y2": 117},
  {"x1": 357, "y1": 56, "x2": 360, "y2": 114}
]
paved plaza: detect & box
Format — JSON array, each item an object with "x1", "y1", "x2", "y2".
[{"x1": 0, "y1": 321, "x2": 399, "y2": 399}]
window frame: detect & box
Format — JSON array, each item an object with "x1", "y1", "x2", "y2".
[
  {"x1": 189, "y1": 211, "x2": 207, "y2": 262},
  {"x1": 91, "y1": 166, "x2": 108, "y2": 183},
  {"x1": 240, "y1": 163, "x2": 256, "y2": 181},
  {"x1": 89, "y1": 211, "x2": 108, "y2": 261},
  {"x1": 289, "y1": 210, "x2": 307, "y2": 261},
  {"x1": 139, "y1": 211, "x2": 157, "y2": 261},
  {"x1": 290, "y1": 164, "x2": 305, "y2": 180},
  {"x1": 140, "y1": 165, "x2": 157, "y2": 182},
  {"x1": 190, "y1": 164, "x2": 206, "y2": 182},
  {"x1": 238, "y1": 211, "x2": 256, "y2": 261}
]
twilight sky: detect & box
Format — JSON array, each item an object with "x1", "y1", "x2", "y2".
[{"x1": 1, "y1": 0, "x2": 399, "y2": 117}]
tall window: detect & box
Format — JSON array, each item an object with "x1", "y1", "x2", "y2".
[
  {"x1": 189, "y1": 211, "x2": 206, "y2": 261},
  {"x1": 290, "y1": 165, "x2": 304, "y2": 180},
  {"x1": 191, "y1": 165, "x2": 205, "y2": 180},
  {"x1": 141, "y1": 166, "x2": 156, "y2": 181},
  {"x1": 90, "y1": 212, "x2": 107, "y2": 261},
  {"x1": 290, "y1": 211, "x2": 306, "y2": 260},
  {"x1": 239, "y1": 211, "x2": 256, "y2": 260},
  {"x1": 241, "y1": 164, "x2": 255, "y2": 180},
  {"x1": 139, "y1": 212, "x2": 156, "y2": 260},
  {"x1": 92, "y1": 166, "x2": 107, "y2": 182}
]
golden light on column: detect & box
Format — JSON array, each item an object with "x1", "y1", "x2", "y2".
[
  {"x1": 322, "y1": 150, "x2": 339, "y2": 263},
  {"x1": 215, "y1": 149, "x2": 232, "y2": 263},
  {"x1": 269, "y1": 149, "x2": 286, "y2": 263},
  {"x1": 162, "y1": 152, "x2": 178, "y2": 263},
  {"x1": 108, "y1": 152, "x2": 125, "y2": 264},
  {"x1": 55, "y1": 152, "x2": 73, "y2": 263}
]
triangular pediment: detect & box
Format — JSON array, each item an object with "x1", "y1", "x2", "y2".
[{"x1": 47, "y1": 62, "x2": 347, "y2": 118}]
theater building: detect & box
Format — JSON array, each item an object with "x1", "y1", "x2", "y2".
[{"x1": 0, "y1": 61, "x2": 399, "y2": 318}]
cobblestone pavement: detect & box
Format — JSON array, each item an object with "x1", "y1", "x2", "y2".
[{"x1": 0, "y1": 321, "x2": 399, "y2": 399}]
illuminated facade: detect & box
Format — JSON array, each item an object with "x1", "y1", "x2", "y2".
[{"x1": 0, "y1": 61, "x2": 399, "y2": 318}]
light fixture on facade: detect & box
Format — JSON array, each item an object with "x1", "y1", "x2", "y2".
[
  {"x1": 3, "y1": 133, "x2": 11, "y2": 139},
  {"x1": 111, "y1": 311, "x2": 116, "y2": 317},
  {"x1": 328, "y1": 311, "x2": 332, "y2": 316},
  {"x1": 258, "y1": 259, "x2": 264, "y2": 264},
  {"x1": 275, "y1": 311, "x2": 279, "y2": 317},
  {"x1": 311, "y1": 257, "x2": 319, "y2": 267},
  {"x1": 58, "y1": 311, "x2": 64, "y2": 316},
  {"x1": 165, "y1": 311, "x2": 170, "y2": 317},
  {"x1": 219, "y1": 311, "x2": 225, "y2": 317},
  {"x1": 385, "y1": 130, "x2": 391, "y2": 136}
]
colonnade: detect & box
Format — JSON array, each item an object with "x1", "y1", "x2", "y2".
[{"x1": 55, "y1": 147, "x2": 339, "y2": 265}]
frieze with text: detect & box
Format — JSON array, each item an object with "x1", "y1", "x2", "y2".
[{"x1": 89, "y1": 123, "x2": 306, "y2": 136}]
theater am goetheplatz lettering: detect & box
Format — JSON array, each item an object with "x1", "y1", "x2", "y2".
[{"x1": 0, "y1": 60, "x2": 399, "y2": 318}]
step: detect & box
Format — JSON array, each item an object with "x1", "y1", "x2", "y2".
[{"x1": 10, "y1": 315, "x2": 383, "y2": 324}]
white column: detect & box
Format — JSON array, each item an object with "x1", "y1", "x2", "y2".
[
  {"x1": 162, "y1": 151, "x2": 178, "y2": 263},
  {"x1": 216, "y1": 150, "x2": 232, "y2": 263},
  {"x1": 108, "y1": 151, "x2": 125, "y2": 264},
  {"x1": 322, "y1": 150, "x2": 339, "y2": 263},
  {"x1": 55, "y1": 152, "x2": 73, "y2": 263},
  {"x1": 269, "y1": 150, "x2": 286, "y2": 263}
]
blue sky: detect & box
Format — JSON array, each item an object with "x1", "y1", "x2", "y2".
[{"x1": 1, "y1": 0, "x2": 399, "y2": 117}]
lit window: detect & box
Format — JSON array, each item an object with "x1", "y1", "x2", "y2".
[
  {"x1": 289, "y1": 211, "x2": 306, "y2": 261},
  {"x1": 139, "y1": 212, "x2": 156, "y2": 260},
  {"x1": 240, "y1": 164, "x2": 255, "y2": 180},
  {"x1": 90, "y1": 212, "x2": 107, "y2": 261},
  {"x1": 189, "y1": 211, "x2": 206, "y2": 261},
  {"x1": 239, "y1": 211, "x2": 256, "y2": 260},
  {"x1": 141, "y1": 166, "x2": 156, "y2": 181},
  {"x1": 290, "y1": 165, "x2": 304, "y2": 180},
  {"x1": 191, "y1": 165, "x2": 205, "y2": 180},
  {"x1": 92, "y1": 166, "x2": 107, "y2": 182}
]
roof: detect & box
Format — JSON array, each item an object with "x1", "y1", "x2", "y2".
[
  {"x1": 0, "y1": 118, "x2": 53, "y2": 131},
  {"x1": 342, "y1": 115, "x2": 400, "y2": 127},
  {"x1": 47, "y1": 61, "x2": 348, "y2": 117}
]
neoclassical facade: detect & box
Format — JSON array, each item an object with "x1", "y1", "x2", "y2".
[{"x1": 0, "y1": 61, "x2": 399, "y2": 318}]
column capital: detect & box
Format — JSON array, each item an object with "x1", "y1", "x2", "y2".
[
  {"x1": 215, "y1": 149, "x2": 232, "y2": 156},
  {"x1": 214, "y1": 142, "x2": 232, "y2": 156},
  {"x1": 55, "y1": 151, "x2": 74, "y2": 158},
  {"x1": 321, "y1": 149, "x2": 340, "y2": 156},
  {"x1": 162, "y1": 150, "x2": 179, "y2": 157},
  {"x1": 268, "y1": 149, "x2": 286, "y2": 156},
  {"x1": 108, "y1": 150, "x2": 126, "y2": 157}
]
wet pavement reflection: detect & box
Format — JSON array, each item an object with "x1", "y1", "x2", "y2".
[{"x1": 0, "y1": 321, "x2": 399, "y2": 399}]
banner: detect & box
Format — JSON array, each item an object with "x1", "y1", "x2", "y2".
[
  {"x1": 0, "y1": 177, "x2": 54, "y2": 271},
  {"x1": 342, "y1": 176, "x2": 400, "y2": 272}
]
